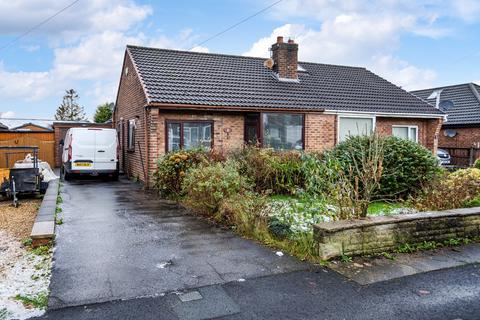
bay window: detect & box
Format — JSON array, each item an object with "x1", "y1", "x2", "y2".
[
  {"x1": 166, "y1": 121, "x2": 213, "y2": 152},
  {"x1": 392, "y1": 125, "x2": 418, "y2": 142},
  {"x1": 338, "y1": 116, "x2": 374, "y2": 142},
  {"x1": 262, "y1": 113, "x2": 304, "y2": 150}
]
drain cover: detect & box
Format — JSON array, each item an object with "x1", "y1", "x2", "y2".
[{"x1": 177, "y1": 290, "x2": 203, "y2": 302}]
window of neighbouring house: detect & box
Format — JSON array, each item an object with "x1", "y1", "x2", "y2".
[
  {"x1": 127, "y1": 119, "x2": 136, "y2": 151},
  {"x1": 392, "y1": 125, "x2": 418, "y2": 142},
  {"x1": 166, "y1": 121, "x2": 213, "y2": 152},
  {"x1": 338, "y1": 117, "x2": 374, "y2": 142},
  {"x1": 262, "y1": 113, "x2": 304, "y2": 150}
]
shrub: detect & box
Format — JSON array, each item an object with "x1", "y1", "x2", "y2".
[
  {"x1": 232, "y1": 146, "x2": 304, "y2": 195},
  {"x1": 474, "y1": 158, "x2": 480, "y2": 170},
  {"x1": 412, "y1": 168, "x2": 480, "y2": 211},
  {"x1": 327, "y1": 134, "x2": 385, "y2": 218},
  {"x1": 218, "y1": 191, "x2": 267, "y2": 235},
  {"x1": 299, "y1": 153, "x2": 339, "y2": 197},
  {"x1": 182, "y1": 160, "x2": 253, "y2": 217},
  {"x1": 329, "y1": 135, "x2": 441, "y2": 199},
  {"x1": 152, "y1": 149, "x2": 209, "y2": 198}
]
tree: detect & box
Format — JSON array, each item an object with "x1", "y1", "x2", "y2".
[
  {"x1": 54, "y1": 89, "x2": 86, "y2": 121},
  {"x1": 93, "y1": 102, "x2": 114, "y2": 123}
]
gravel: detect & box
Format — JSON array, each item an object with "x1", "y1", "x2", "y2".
[
  {"x1": 0, "y1": 231, "x2": 52, "y2": 320},
  {"x1": 0, "y1": 199, "x2": 41, "y2": 240}
]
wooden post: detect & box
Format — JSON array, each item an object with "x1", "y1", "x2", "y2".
[{"x1": 469, "y1": 147, "x2": 475, "y2": 166}]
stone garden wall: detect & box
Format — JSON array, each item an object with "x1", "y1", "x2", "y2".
[{"x1": 314, "y1": 208, "x2": 480, "y2": 259}]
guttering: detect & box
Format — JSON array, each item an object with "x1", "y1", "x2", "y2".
[
  {"x1": 146, "y1": 102, "x2": 325, "y2": 113},
  {"x1": 324, "y1": 109, "x2": 446, "y2": 120}
]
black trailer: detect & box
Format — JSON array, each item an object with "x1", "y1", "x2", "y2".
[{"x1": 0, "y1": 146, "x2": 48, "y2": 207}]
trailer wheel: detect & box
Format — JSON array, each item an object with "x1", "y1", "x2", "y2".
[{"x1": 11, "y1": 178, "x2": 18, "y2": 208}]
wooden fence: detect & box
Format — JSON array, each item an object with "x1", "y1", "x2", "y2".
[{"x1": 0, "y1": 132, "x2": 55, "y2": 168}]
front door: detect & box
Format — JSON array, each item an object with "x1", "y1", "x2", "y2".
[{"x1": 244, "y1": 113, "x2": 260, "y2": 145}]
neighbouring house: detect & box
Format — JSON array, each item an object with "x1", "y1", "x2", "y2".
[
  {"x1": 411, "y1": 83, "x2": 480, "y2": 166},
  {"x1": 10, "y1": 122, "x2": 53, "y2": 132},
  {"x1": 0, "y1": 122, "x2": 9, "y2": 132},
  {"x1": 52, "y1": 121, "x2": 113, "y2": 167},
  {"x1": 114, "y1": 36, "x2": 444, "y2": 186}
]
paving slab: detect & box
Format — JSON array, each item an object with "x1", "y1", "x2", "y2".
[
  {"x1": 329, "y1": 243, "x2": 480, "y2": 285},
  {"x1": 31, "y1": 221, "x2": 55, "y2": 238},
  {"x1": 49, "y1": 178, "x2": 308, "y2": 309}
]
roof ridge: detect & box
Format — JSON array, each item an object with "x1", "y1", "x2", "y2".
[
  {"x1": 411, "y1": 82, "x2": 474, "y2": 93},
  {"x1": 125, "y1": 44, "x2": 367, "y2": 70}
]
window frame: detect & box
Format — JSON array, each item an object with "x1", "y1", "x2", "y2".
[
  {"x1": 261, "y1": 112, "x2": 305, "y2": 151},
  {"x1": 165, "y1": 120, "x2": 214, "y2": 153},
  {"x1": 127, "y1": 119, "x2": 136, "y2": 152},
  {"x1": 337, "y1": 115, "x2": 376, "y2": 143},
  {"x1": 392, "y1": 125, "x2": 419, "y2": 142}
]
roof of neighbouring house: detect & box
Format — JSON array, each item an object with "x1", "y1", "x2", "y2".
[
  {"x1": 0, "y1": 122, "x2": 8, "y2": 131},
  {"x1": 125, "y1": 45, "x2": 443, "y2": 117},
  {"x1": 9, "y1": 122, "x2": 53, "y2": 132},
  {"x1": 411, "y1": 83, "x2": 480, "y2": 126}
]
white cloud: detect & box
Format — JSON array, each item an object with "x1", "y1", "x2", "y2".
[
  {"x1": 0, "y1": 1, "x2": 152, "y2": 37},
  {"x1": 190, "y1": 46, "x2": 210, "y2": 53},
  {"x1": 372, "y1": 55, "x2": 437, "y2": 90},
  {"x1": 451, "y1": 0, "x2": 480, "y2": 22},
  {"x1": 0, "y1": 25, "x2": 206, "y2": 108},
  {"x1": 244, "y1": 0, "x2": 444, "y2": 89}
]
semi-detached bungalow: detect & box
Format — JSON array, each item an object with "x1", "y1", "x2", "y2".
[{"x1": 114, "y1": 36, "x2": 444, "y2": 186}]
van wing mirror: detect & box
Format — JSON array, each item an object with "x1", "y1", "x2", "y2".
[{"x1": 59, "y1": 139, "x2": 64, "y2": 146}]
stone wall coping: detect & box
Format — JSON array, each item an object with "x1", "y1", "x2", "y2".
[
  {"x1": 31, "y1": 178, "x2": 59, "y2": 245},
  {"x1": 314, "y1": 207, "x2": 480, "y2": 233}
]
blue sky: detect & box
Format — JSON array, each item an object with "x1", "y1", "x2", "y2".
[{"x1": 0, "y1": 0, "x2": 479, "y2": 123}]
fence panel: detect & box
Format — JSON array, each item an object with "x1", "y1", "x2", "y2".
[{"x1": 0, "y1": 132, "x2": 55, "y2": 168}]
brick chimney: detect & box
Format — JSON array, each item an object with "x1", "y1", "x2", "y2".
[{"x1": 271, "y1": 36, "x2": 298, "y2": 80}]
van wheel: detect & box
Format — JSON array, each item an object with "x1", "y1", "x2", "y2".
[{"x1": 110, "y1": 172, "x2": 119, "y2": 181}]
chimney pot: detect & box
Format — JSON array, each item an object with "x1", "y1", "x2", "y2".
[
  {"x1": 276, "y1": 36, "x2": 284, "y2": 43},
  {"x1": 288, "y1": 38, "x2": 294, "y2": 44}
]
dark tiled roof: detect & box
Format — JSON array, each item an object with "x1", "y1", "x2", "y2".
[
  {"x1": 411, "y1": 83, "x2": 480, "y2": 125},
  {"x1": 127, "y1": 45, "x2": 443, "y2": 116}
]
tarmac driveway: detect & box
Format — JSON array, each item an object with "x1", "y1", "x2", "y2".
[{"x1": 49, "y1": 178, "x2": 307, "y2": 309}]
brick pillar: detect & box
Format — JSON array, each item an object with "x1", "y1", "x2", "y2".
[
  {"x1": 147, "y1": 108, "x2": 159, "y2": 188},
  {"x1": 426, "y1": 118, "x2": 443, "y2": 154}
]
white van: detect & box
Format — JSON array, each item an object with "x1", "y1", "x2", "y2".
[{"x1": 61, "y1": 128, "x2": 119, "y2": 180}]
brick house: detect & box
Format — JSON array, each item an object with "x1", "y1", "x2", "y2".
[
  {"x1": 114, "y1": 36, "x2": 444, "y2": 186},
  {"x1": 411, "y1": 83, "x2": 480, "y2": 165}
]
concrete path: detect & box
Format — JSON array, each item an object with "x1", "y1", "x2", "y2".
[
  {"x1": 330, "y1": 243, "x2": 480, "y2": 285},
  {"x1": 48, "y1": 178, "x2": 307, "y2": 309}
]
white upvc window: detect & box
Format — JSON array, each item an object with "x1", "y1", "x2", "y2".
[
  {"x1": 392, "y1": 125, "x2": 418, "y2": 142},
  {"x1": 338, "y1": 116, "x2": 375, "y2": 142}
]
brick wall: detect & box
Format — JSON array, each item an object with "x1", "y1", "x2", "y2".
[
  {"x1": 113, "y1": 51, "x2": 148, "y2": 183},
  {"x1": 438, "y1": 127, "x2": 480, "y2": 149},
  {"x1": 375, "y1": 117, "x2": 442, "y2": 153},
  {"x1": 305, "y1": 113, "x2": 336, "y2": 152},
  {"x1": 154, "y1": 110, "x2": 244, "y2": 159},
  {"x1": 314, "y1": 207, "x2": 480, "y2": 259}
]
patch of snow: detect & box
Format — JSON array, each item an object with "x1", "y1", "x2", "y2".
[
  {"x1": 156, "y1": 260, "x2": 173, "y2": 269},
  {"x1": 0, "y1": 231, "x2": 52, "y2": 320}
]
